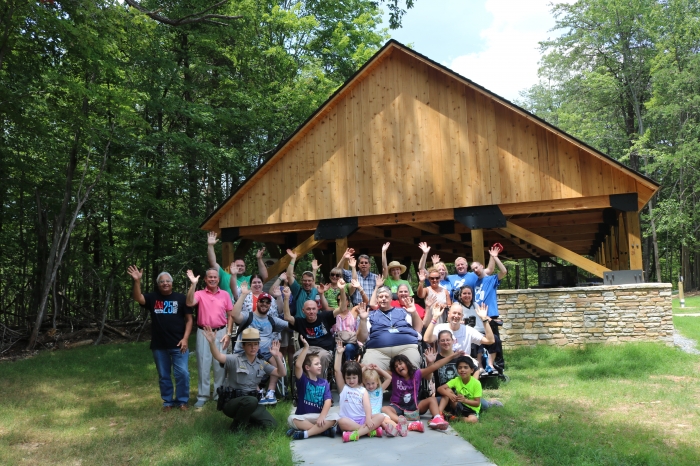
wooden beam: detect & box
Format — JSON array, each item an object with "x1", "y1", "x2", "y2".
[
  {"x1": 221, "y1": 242, "x2": 234, "y2": 272},
  {"x1": 409, "y1": 223, "x2": 468, "y2": 247},
  {"x1": 336, "y1": 237, "x2": 349, "y2": 270},
  {"x1": 508, "y1": 211, "x2": 604, "y2": 229},
  {"x1": 360, "y1": 227, "x2": 415, "y2": 246},
  {"x1": 237, "y1": 220, "x2": 319, "y2": 237},
  {"x1": 494, "y1": 230, "x2": 540, "y2": 258},
  {"x1": 625, "y1": 211, "x2": 643, "y2": 270},
  {"x1": 499, "y1": 195, "x2": 611, "y2": 216},
  {"x1": 358, "y1": 209, "x2": 454, "y2": 228},
  {"x1": 610, "y1": 226, "x2": 620, "y2": 271},
  {"x1": 471, "y1": 229, "x2": 485, "y2": 265},
  {"x1": 500, "y1": 221, "x2": 611, "y2": 278},
  {"x1": 617, "y1": 213, "x2": 629, "y2": 270},
  {"x1": 265, "y1": 234, "x2": 325, "y2": 278}
]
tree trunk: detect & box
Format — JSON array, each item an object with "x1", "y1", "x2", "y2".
[{"x1": 647, "y1": 198, "x2": 662, "y2": 282}]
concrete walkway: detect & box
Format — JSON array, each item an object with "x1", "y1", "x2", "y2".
[{"x1": 289, "y1": 393, "x2": 496, "y2": 466}]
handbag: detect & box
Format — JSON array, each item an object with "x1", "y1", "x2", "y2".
[{"x1": 337, "y1": 330, "x2": 357, "y2": 344}]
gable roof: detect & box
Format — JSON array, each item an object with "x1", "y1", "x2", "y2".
[{"x1": 201, "y1": 39, "x2": 659, "y2": 231}]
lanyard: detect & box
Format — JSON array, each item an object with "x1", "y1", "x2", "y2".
[{"x1": 382, "y1": 308, "x2": 393, "y2": 327}]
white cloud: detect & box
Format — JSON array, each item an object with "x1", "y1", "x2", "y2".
[{"x1": 448, "y1": 0, "x2": 573, "y2": 101}]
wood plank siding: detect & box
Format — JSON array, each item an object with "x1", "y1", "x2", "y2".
[{"x1": 210, "y1": 43, "x2": 656, "y2": 231}]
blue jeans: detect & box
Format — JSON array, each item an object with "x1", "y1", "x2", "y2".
[
  {"x1": 343, "y1": 343, "x2": 358, "y2": 361},
  {"x1": 152, "y1": 348, "x2": 190, "y2": 407}
]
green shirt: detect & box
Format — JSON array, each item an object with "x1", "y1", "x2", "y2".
[
  {"x1": 324, "y1": 284, "x2": 351, "y2": 309},
  {"x1": 446, "y1": 375, "x2": 482, "y2": 414},
  {"x1": 384, "y1": 278, "x2": 413, "y2": 296},
  {"x1": 218, "y1": 266, "x2": 251, "y2": 301}
]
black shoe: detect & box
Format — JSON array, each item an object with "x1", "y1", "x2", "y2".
[{"x1": 320, "y1": 426, "x2": 336, "y2": 438}]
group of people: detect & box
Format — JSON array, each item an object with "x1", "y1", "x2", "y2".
[{"x1": 127, "y1": 232, "x2": 508, "y2": 439}]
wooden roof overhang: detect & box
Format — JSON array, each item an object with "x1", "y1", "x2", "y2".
[{"x1": 201, "y1": 40, "x2": 660, "y2": 279}]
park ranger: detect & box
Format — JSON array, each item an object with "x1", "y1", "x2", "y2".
[{"x1": 202, "y1": 326, "x2": 286, "y2": 430}]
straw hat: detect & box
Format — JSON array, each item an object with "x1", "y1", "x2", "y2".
[{"x1": 387, "y1": 260, "x2": 407, "y2": 274}]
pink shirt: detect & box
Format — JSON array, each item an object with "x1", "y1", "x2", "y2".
[{"x1": 194, "y1": 288, "x2": 232, "y2": 328}]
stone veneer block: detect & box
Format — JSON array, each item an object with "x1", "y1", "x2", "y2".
[{"x1": 496, "y1": 283, "x2": 673, "y2": 349}]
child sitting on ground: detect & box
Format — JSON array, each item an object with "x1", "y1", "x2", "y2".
[
  {"x1": 362, "y1": 364, "x2": 399, "y2": 437},
  {"x1": 382, "y1": 347, "x2": 465, "y2": 433},
  {"x1": 286, "y1": 336, "x2": 339, "y2": 440},
  {"x1": 437, "y1": 356, "x2": 482, "y2": 423},
  {"x1": 335, "y1": 340, "x2": 387, "y2": 442}
]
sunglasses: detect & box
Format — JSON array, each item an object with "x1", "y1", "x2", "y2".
[
  {"x1": 330, "y1": 273, "x2": 342, "y2": 278},
  {"x1": 429, "y1": 277, "x2": 440, "y2": 281},
  {"x1": 258, "y1": 299, "x2": 271, "y2": 304}
]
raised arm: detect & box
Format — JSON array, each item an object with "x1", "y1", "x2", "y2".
[
  {"x1": 203, "y1": 326, "x2": 227, "y2": 365},
  {"x1": 336, "y1": 247, "x2": 355, "y2": 269},
  {"x1": 368, "y1": 275, "x2": 385, "y2": 310},
  {"x1": 268, "y1": 341, "x2": 287, "y2": 378},
  {"x1": 381, "y1": 242, "x2": 390, "y2": 277},
  {"x1": 281, "y1": 286, "x2": 295, "y2": 325},
  {"x1": 334, "y1": 340, "x2": 346, "y2": 392},
  {"x1": 295, "y1": 336, "x2": 310, "y2": 379},
  {"x1": 186, "y1": 270, "x2": 199, "y2": 307},
  {"x1": 356, "y1": 303, "x2": 369, "y2": 343},
  {"x1": 369, "y1": 364, "x2": 393, "y2": 390},
  {"x1": 311, "y1": 259, "x2": 320, "y2": 285},
  {"x1": 127, "y1": 266, "x2": 146, "y2": 306},
  {"x1": 230, "y1": 281, "x2": 250, "y2": 325},
  {"x1": 206, "y1": 231, "x2": 220, "y2": 270},
  {"x1": 256, "y1": 248, "x2": 269, "y2": 282},
  {"x1": 228, "y1": 262, "x2": 239, "y2": 300},
  {"x1": 421, "y1": 347, "x2": 465, "y2": 379},
  {"x1": 416, "y1": 268, "x2": 428, "y2": 299},
  {"x1": 285, "y1": 249, "x2": 297, "y2": 285},
  {"x1": 489, "y1": 246, "x2": 508, "y2": 280},
  {"x1": 317, "y1": 283, "x2": 330, "y2": 310},
  {"x1": 417, "y1": 242, "x2": 431, "y2": 272},
  {"x1": 475, "y1": 303, "x2": 495, "y2": 345},
  {"x1": 422, "y1": 304, "x2": 445, "y2": 344},
  {"x1": 400, "y1": 296, "x2": 422, "y2": 333},
  {"x1": 334, "y1": 280, "x2": 348, "y2": 317}
]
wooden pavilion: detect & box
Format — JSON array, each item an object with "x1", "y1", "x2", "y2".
[{"x1": 200, "y1": 40, "x2": 659, "y2": 281}]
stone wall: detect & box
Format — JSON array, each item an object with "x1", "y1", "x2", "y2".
[{"x1": 496, "y1": 283, "x2": 673, "y2": 348}]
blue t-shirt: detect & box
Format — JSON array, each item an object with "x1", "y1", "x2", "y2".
[
  {"x1": 366, "y1": 308, "x2": 419, "y2": 349},
  {"x1": 233, "y1": 310, "x2": 288, "y2": 354},
  {"x1": 290, "y1": 281, "x2": 319, "y2": 318},
  {"x1": 294, "y1": 372, "x2": 332, "y2": 415},
  {"x1": 447, "y1": 272, "x2": 477, "y2": 292},
  {"x1": 473, "y1": 274, "x2": 500, "y2": 317}
]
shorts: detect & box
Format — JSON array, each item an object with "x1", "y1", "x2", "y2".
[
  {"x1": 387, "y1": 404, "x2": 420, "y2": 420},
  {"x1": 455, "y1": 403, "x2": 479, "y2": 419},
  {"x1": 287, "y1": 412, "x2": 340, "y2": 427}
]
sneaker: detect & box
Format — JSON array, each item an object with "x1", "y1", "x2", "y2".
[
  {"x1": 384, "y1": 423, "x2": 399, "y2": 437},
  {"x1": 320, "y1": 427, "x2": 336, "y2": 438},
  {"x1": 375, "y1": 426, "x2": 384, "y2": 437},
  {"x1": 368, "y1": 426, "x2": 383, "y2": 438},
  {"x1": 194, "y1": 399, "x2": 206, "y2": 409},
  {"x1": 408, "y1": 421, "x2": 424, "y2": 433},
  {"x1": 291, "y1": 430, "x2": 306, "y2": 440},
  {"x1": 178, "y1": 404, "x2": 189, "y2": 411},
  {"x1": 286, "y1": 428, "x2": 297, "y2": 437},
  {"x1": 259, "y1": 390, "x2": 277, "y2": 405},
  {"x1": 397, "y1": 416, "x2": 409, "y2": 437},
  {"x1": 489, "y1": 400, "x2": 504, "y2": 408},
  {"x1": 342, "y1": 431, "x2": 359, "y2": 442},
  {"x1": 428, "y1": 415, "x2": 448, "y2": 430}
]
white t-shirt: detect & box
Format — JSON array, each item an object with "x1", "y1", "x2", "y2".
[
  {"x1": 432, "y1": 323, "x2": 483, "y2": 353},
  {"x1": 338, "y1": 385, "x2": 367, "y2": 421}
]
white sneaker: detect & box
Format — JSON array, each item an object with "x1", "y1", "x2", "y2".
[{"x1": 258, "y1": 390, "x2": 277, "y2": 405}]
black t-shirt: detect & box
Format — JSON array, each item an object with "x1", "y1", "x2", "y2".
[
  {"x1": 434, "y1": 353, "x2": 459, "y2": 389},
  {"x1": 143, "y1": 292, "x2": 192, "y2": 350},
  {"x1": 290, "y1": 311, "x2": 336, "y2": 351}
]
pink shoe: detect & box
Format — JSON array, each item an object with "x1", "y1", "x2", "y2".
[
  {"x1": 375, "y1": 426, "x2": 383, "y2": 437},
  {"x1": 408, "y1": 421, "x2": 424, "y2": 433},
  {"x1": 384, "y1": 423, "x2": 399, "y2": 437},
  {"x1": 342, "y1": 431, "x2": 359, "y2": 442},
  {"x1": 397, "y1": 416, "x2": 409, "y2": 437},
  {"x1": 429, "y1": 414, "x2": 449, "y2": 430}
]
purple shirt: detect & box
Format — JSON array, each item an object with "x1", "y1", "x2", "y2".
[
  {"x1": 390, "y1": 368, "x2": 422, "y2": 410},
  {"x1": 294, "y1": 373, "x2": 331, "y2": 415}
]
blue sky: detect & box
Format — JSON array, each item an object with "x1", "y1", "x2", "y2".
[{"x1": 383, "y1": 0, "x2": 572, "y2": 101}]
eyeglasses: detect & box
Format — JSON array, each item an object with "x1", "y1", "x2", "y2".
[
  {"x1": 429, "y1": 277, "x2": 440, "y2": 281},
  {"x1": 258, "y1": 300, "x2": 271, "y2": 305},
  {"x1": 330, "y1": 273, "x2": 342, "y2": 278}
]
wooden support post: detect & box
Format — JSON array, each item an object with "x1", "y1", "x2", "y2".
[
  {"x1": 604, "y1": 235, "x2": 612, "y2": 270},
  {"x1": 600, "y1": 244, "x2": 606, "y2": 268},
  {"x1": 617, "y1": 213, "x2": 630, "y2": 270},
  {"x1": 235, "y1": 239, "x2": 254, "y2": 260},
  {"x1": 500, "y1": 221, "x2": 611, "y2": 278},
  {"x1": 625, "y1": 211, "x2": 643, "y2": 270},
  {"x1": 265, "y1": 234, "x2": 325, "y2": 278},
  {"x1": 221, "y1": 242, "x2": 234, "y2": 272},
  {"x1": 610, "y1": 226, "x2": 620, "y2": 270},
  {"x1": 336, "y1": 237, "x2": 349, "y2": 270},
  {"x1": 471, "y1": 229, "x2": 485, "y2": 265}
]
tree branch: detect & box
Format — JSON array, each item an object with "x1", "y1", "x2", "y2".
[{"x1": 124, "y1": 0, "x2": 243, "y2": 26}]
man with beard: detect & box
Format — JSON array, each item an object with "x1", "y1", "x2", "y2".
[{"x1": 230, "y1": 283, "x2": 289, "y2": 405}]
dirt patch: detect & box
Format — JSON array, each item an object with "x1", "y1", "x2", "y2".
[
  {"x1": 15, "y1": 442, "x2": 45, "y2": 451},
  {"x1": 494, "y1": 435, "x2": 512, "y2": 446}
]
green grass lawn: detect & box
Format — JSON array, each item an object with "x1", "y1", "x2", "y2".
[
  {"x1": 673, "y1": 295, "x2": 700, "y2": 314},
  {"x1": 2, "y1": 341, "x2": 699, "y2": 466},
  {"x1": 0, "y1": 341, "x2": 293, "y2": 466},
  {"x1": 674, "y1": 315, "x2": 700, "y2": 344},
  {"x1": 462, "y1": 343, "x2": 700, "y2": 466}
]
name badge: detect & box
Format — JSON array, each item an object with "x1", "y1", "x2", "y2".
[{"x1": 388, "y1": 328, "x2": 399, "y2": 333}]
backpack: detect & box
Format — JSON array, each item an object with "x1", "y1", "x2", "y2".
[{"x1": 233, "y1": 312, "x2": 277, "y2": 343}]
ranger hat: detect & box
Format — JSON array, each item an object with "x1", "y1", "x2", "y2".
[{"x1": 241, "y1": 327, "x2": 261, "y2": 342}]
